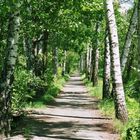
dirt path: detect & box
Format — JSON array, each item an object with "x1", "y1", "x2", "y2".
[{"x1": 10, "y1": 74, "x2": 119, "y2": 140}]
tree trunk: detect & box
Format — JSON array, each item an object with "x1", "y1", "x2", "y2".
[
  {"x1": 62, "y1": 50, "x2": 67, "y2": 76},
  {"x1": 53, "y1": 47, "x2": 58, "y2": 76},
  {"x1": 24, "y1": 37, "x2": 33, "y2": 70},
  {"x1": 86, "y1": 46, "x2": 90, "y2": 78},
  {"x1": 84, "y1": 52, "x2": 87, "y2": 74},
  {"x1": 121, "y1": 5, "x2": 137, "y2": 73},
  {"x1": 91, "y1": 48, "x2": 99, "y2": 86},
  {"x1": 79, "y1": 55, "x2": 82, "y2": 73},
  {"x1": 32, "y1": 41, "x2": 40, "y2": 76},
  {"x1": 91, "y1": 21, "x2": 100, "y2": 86},
  {"x1": 105, "y1": 0, "x2": 128, "y2": 122},
  {"x1": 42, "y1": 30, "x2": 49, "y2": 74},
  {"x1": 80, "y1": 54, "x2": 85, "y2": 73},
  {"x1": 138, "y1": 0, "x2": 140, "y2": 85},
  {"x1": 0, "y1": 11, "x2": 20, "y2": 137},
  {"x1": 103, "y1": 34, "x2": 111, "y2": 99},
  {"x1": 88, "y1": 47, "x2": 92, "y2": 80},
  {"x1": 124, "y1": 44, "x2": 135, "y2": 83}
]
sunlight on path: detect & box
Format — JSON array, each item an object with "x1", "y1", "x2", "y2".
[{"x1": 10, "y1": 73, "x2": 119, "y2": 140}]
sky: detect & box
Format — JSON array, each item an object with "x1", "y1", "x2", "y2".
[{"x1": 119, "y1": 0, "x2": 134, "y2": 13}]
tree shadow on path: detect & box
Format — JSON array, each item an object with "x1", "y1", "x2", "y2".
[
  {"x1": 10, "y1": 74, "x2": 119, "y2": 140},
  {"x1": 11, "y1": 114, "x2": 115, "y2": 140}
]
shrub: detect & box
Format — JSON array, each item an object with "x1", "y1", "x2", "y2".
[{"x1": 12, "y1": 69, "x2": 35, "y2": 112}]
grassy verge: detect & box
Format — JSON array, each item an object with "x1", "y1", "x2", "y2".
[{"x1": 83, "y1": 75, "x2": 140, "y2": 140}]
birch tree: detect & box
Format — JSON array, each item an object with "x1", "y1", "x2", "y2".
[
  {"x1": 91, "y1": 21, "x2": 100, "y2": 86},
  {"x1": 104, "y1": 0, "x2": 128, "y2": 122},
  {"x1": 52, "y1": 47, "x2": 58, "y2": 76},
  {"x1": 0, "y1": 7, "x2": 20, "y2": 137},
  {"x1": 24, "y1": 37, "x2": 33, "y2": 70},
  {"x1": 42, "y1": 30, "x2": 49, "y2": 74},
  {"x1": 62, "y1": 50, "x2": 67, "y2": 76},
  {"x1": 86, "y1": 46, "x2": 90, "y2": 78},
  {"x1": 103, "y1": 34, "x2": 111, "y2": 99},
  {"x1": 121, "y1": 5, "x2": 137, "y2": 73}
]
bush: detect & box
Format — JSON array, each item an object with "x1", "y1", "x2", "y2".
[
  {"x1": 47, "y1": 86, "x2": 59, "y2": 97},
  {"x1": 125, "y1": 80, "x2": 139, "y2": 100},
  {"x1": 122, "y1": 120, "x2": 140, "y2": 140},
  {"x1": 12, "y1": 69, "x2": 35, "y2": 112}
]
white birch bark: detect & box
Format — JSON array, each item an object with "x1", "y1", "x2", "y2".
[
  {"x1": 105, "y1": 0, "x2": 128, "y2": 122},
  {"x1": 121, "y1": 5, "x2": 137, "y2": 73},
  {"x1": 0, "y1": 10, "x2": 20, "y2": 137},
  {"x1": 53, "y1": 47, "x2": 58, "y2": 76},
  {"x1": 86, "y1": 46, "x2": 90, "y2": 78},
  {"x1": 62, "y1": 50, "x2": 67, "y2": 76},
  {"x1": 80, "y1": 55, "x2": 84, "y2": 73},
  {"x1": 81, "y1": 55, "x2": 84, "y2": 72},
  {"x1": 82, "y1": 53, "x2": 86, "y2": 73},
  {"x1": 89, "y1": 47, "x2": 92, "y2": 77}
]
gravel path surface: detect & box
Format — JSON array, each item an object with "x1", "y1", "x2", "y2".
[{"x1": 10, "y1": 74, "x2": 119, "y2": 140}]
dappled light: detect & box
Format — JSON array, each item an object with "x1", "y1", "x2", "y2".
[
  {"x1": 10, "y1": 75, "x2": 117, "y2": 140},
  {"x1": 0, "y1": 0, "x2": 140, "y2": 139}
]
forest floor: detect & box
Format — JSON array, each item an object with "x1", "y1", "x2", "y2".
[{"x1": 10, "y1": 74, "x2": 119, "y2": 140}]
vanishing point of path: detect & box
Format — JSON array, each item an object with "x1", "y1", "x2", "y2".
[{"x1": 10, "y1": 74, "x2": 119, "y2": 140}]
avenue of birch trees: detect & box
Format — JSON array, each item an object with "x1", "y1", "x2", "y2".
[{"x1": 0, "y1": 0, "x2": 140, "y2": 139}]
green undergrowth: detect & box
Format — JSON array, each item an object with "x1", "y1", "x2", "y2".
[
  {"x1": 83, "y1": 75, "x2": 140, "y2": 140},
  {"x1": 82, "y1": 76, "x2": 102, "y2": 99},
  {"x1": 12, "y1": 66, "x2": 69, "y2": 110},
  {"x1": 27, "y1": 74, "x2": 69, "y2": 108}
]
